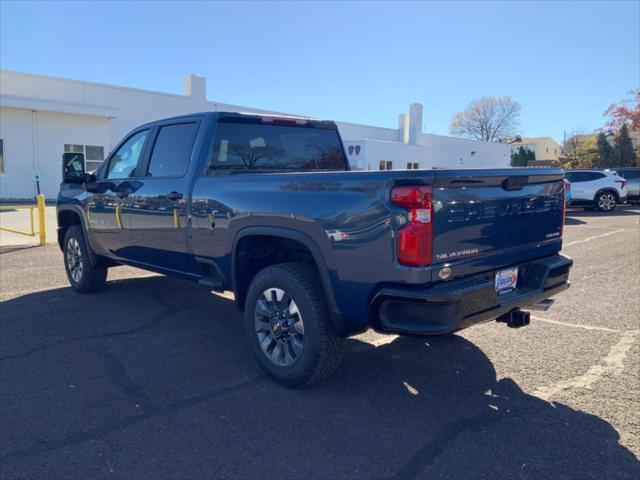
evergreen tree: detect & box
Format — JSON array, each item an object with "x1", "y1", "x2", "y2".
[
  {"x1": 614, "y1": 124, "x2": 637, "y2": 167},
  {"x1": 527, "y1": 148, "x2": 536, "y2": 164},
  {"x1": 511, "y1": 146, "x2": 528, "y2": 166},
  {"x1": 596, "y1": 132, "x2": 618, "y2": 168}
]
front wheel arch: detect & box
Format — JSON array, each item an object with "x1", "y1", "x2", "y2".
[
  {"x1": 63, "y1": 225, "x2": 108, "y2": 293},
  {"x1": 57, "y1": 208, "x2": 83, "y2": 251},
  {"x1": 57, "y1": 206, "x2": 112, "y2": 268}
]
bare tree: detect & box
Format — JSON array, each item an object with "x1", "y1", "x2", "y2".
[
  {"x1": 563, "y1": 128, "x2": 584, "y2": 165},
  {"x1": 450, "y1": 96, "x2": 521, "y2": 142},
  {"x1": 562, "y1": 128, "x2": 598, "y2": 169}
]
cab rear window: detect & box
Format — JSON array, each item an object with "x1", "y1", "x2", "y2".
[{"x1": 205, "y1": 122, "x2": 348, "y2": 174}]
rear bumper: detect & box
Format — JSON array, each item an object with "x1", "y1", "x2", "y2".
[{"x1": 371, "y1": 254, "x2": 572, "y2": 336}]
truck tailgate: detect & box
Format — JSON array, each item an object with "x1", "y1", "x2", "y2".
[{"x1": 431, "y1": 169, "x2": 564, "y2": 267}]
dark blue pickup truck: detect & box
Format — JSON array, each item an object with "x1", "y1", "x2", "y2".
[{"x1": 57, "y1": 112, "x2": 572, "y2": 386}]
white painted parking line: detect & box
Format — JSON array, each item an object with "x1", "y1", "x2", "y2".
[
  {"x1": 531, "y1": 316, "x2": 622, "y2": 334},
  {"x1": 566, "y1": 225, "x2": 631, "y2": 231},
  {"x1": 563, "y1": 229, "x2": 625, "y2": 247},
  {"x1": 533, "y1": 329, "x2": 639, "y2": 401}
]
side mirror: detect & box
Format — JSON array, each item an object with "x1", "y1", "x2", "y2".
[{"x1": 62, "y1": 152, "x2": 86, "y2": 184}]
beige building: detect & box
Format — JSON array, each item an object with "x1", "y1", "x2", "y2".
[{"x1": 509, "y1": 136, "x2": 562, "y2": 162}]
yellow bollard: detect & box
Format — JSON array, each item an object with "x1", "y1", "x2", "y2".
[
  {"x1": 115, "y1": 205, "x2": 123, "y2": 229},
  {"x1": 173, "y1": 208, "x2": 180, "y2": 228},
  {"x1": 29, "y1": 206, "x2": 35, "y2": 236},
  {"x1": 37, "y1": 194, "x2": 46, "y2": 245}
]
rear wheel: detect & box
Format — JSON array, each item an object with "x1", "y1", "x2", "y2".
[
  {"x1": 63, "y1": 225, "x2": 107, "y2": 293},
  {"x1": 595, "y1": 191, "x2": 617, "y2": 212},
  {"x1": 244, "y1": 263, "x2": 343, "y2": 387}
]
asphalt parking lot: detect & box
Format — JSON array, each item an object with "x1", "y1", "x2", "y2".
[{"x1": 1, "y1": 207, "x2": 639, "y2": 479}]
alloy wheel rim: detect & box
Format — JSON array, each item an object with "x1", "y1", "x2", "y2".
[
  {"x1": 254, "y1": 288, "x2": 304, "y2": 367},
  {"x1": 599, "y1": 193, "x2": 615, "y2": 211},
  {"x1": 66, "y1": 238, "x2": 83, "y2": 283}
]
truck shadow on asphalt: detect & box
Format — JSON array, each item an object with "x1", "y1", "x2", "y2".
[
  {"x1": 1, "y1": 275, "x2": 639, "y2": 479},
  {"x1": 564, "y1": 216, "x2": 587, "y2": 225}
]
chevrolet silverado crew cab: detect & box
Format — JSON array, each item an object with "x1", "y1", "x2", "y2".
[{"x1": 57, "y1": 112, "x2": 572, "y2": 386}]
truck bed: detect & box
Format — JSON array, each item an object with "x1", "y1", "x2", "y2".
[{"x1": 190, "y1": 167, "x2": 565, "y2": 330}]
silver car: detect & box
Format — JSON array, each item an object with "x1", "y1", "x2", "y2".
[{"x1": 611, "y1": 168, "x2": 640, "y2": 204}]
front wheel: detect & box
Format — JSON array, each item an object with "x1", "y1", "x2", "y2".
[
  {"x1": 596, "y1": 191, "x2": 617, "y2": 212},
  {"x1": 244, "y1": 263, "x2": 343, "y2": 387},
  {"x1": 63, "y1": 225, "x2": 107, "y2": 293}
]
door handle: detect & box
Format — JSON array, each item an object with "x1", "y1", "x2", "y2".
[{"x1": 166, "y1": 191, "x2": 184, "y2": 201}]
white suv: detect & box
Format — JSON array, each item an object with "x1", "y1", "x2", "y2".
[{"x1": 564, "y1": 169, "x2": 628, "y2": 211}]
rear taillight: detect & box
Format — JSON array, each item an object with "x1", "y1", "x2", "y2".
[
  {"x1": 616, "y1": 179, "x2": 628, "y2": 189},
  {"x1": 391, "y1": 185, "x2": 433, "y2": 266}
]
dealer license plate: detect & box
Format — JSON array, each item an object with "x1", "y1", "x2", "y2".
[{"x1": 495, "y1": 267, "x2": 518, "y2": 295}]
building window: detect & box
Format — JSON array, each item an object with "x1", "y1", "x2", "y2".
[
  {"x1": 406, "y1": 162, "x2": 419, "y2": 170},
  {"x1": 65, "y1": 144, "x2": 105, "y2": 172},
  {"x1": 0, "y1": 138, "x2": 4, "y2": 174},
  {"x1": 379, "y1": 160, "x2": 393, "y2": 170},
  {"x1": 65, "y1": 144, "x2": 83, "y2": 154},
  {"x1": 85, "y1": 146, "x2": 105, "y2": 172}
]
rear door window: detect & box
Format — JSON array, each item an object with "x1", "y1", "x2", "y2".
[
  {"x1": 206, "y1": 122, "x2": 348, "y2": 174},
  {"x1": 147, "y1": 122, "x2": 198, "y2": 177}
]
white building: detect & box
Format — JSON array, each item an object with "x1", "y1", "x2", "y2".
[
  {"x1": 345, "y1": 103, "x2": 511, "y2": 171},
  {"x1": 0, "y1": 70, "x2": 510, "y2": 199}
]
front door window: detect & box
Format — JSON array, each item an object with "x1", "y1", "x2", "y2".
[{"x1": 106, "y1": 130, "x2": 149, "y2": 179}]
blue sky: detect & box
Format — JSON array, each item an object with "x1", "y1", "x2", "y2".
[{"x1": 1, "y1": 1, "x2": 638, "y2": 142}]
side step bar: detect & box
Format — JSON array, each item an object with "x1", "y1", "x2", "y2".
[
  {"x1": 195, "y1": 256, "x2": 225, "y2": 292},
  {"x1": 198, "y1": 276, "x2": 224, "y2": 291}
]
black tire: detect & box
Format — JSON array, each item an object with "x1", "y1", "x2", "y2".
[
  {"x1": 244, "y1": 263, "x2": 343, "y2": 387},
  {"x1": 595, "y1": 191, "x2": 617, "y2": 212},
  {"x1": 63, "y1": 225, "x2": 107, "y2": 293}
]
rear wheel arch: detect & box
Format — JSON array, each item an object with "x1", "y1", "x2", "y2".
[
  {"x1": 243, "y1": 262, "x2": 344, "y2": 386},
  {"x1": 593, "y1": 188, "x2": 619, "y2": 203},
  {"x1": 593, "y1": 189, "x2": 619, "y2": 212},
  {"x1": 231, "y1": 227, "x2": 342, "y2": 330}
]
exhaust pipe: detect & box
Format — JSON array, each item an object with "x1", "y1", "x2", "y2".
[
  {"x1": 527, "y1": 299, "x2": 555, "y2": 311},
  {"x1": 497, "y1": 309, "x2": 531, "y2": 328}
]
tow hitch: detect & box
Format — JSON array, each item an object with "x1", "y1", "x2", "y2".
[{"x1": 497, "y1": 308, "x2": 531, "y2": 328}]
